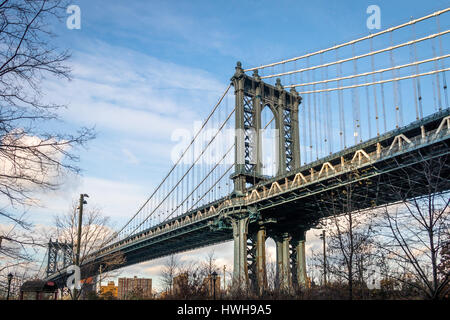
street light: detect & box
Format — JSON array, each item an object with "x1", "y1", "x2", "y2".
[
  {"x1": 319, "y1": 230, "x2": 327, "y2": 286},
  {"x1": 211, "y1": 271, "x2": 218, "y2": 300},
  {"x1": 6, "y1": 273, "x2": 13, "y2": 300}
]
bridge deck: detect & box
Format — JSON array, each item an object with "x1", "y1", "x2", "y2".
[{"x1": 47, "y1": 108, "x2": 450, "y2": 281}]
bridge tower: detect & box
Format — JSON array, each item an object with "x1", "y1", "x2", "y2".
[
  {"x1": 231, "y1": 61, "x2": 302, "y2": 194},
  {"x1": 228, "y1": 62, "x2": 304, "y2": 294},
  {"x1": 46, "y1": 240, "x2": 73, "y2": 277}
]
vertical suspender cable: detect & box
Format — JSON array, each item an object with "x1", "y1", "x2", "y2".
[
  {"x1": 436, "y1": 15, "x2": 449, "y2": 108},
  {"x1": 312, "y1": 67, "x2": 319, "y2": 160},
  {"x1": 320, "y1": 54, "x2": 325, "y2": 158},
  {"x1": 412, "y1": 23, "x2": 423, "y2": 118},
  {"x1": 380, "y1": 72, "x2": 387, "y2": 132},
  {"x1": 336, "y1": 48, "x2": 346, "y2": 149},
  {"x1": 352, "y1": 43, "x2": 361, "y2": 144},
  {"x1": 365, "y1": 75, "x2": 372, "y2": 138},
  {"x1": 431, "y1": 61, "x2": 438, "y2": 111},
  {"x1": 432, "y1": 16, "x2": 443, "y2": 110},
  {"x1": 389, "y1": 31, "x2": 400, "y2": 128},
  {"x1": 409, "y1": 19, "x2": 420, "y2": 121},
  {"x1": 370, "y1": 37, "x2": 380, "y2": 135},
  {"x1": 325, "y1": 63, "x2": 332, "y2": 154},
  {"x1": 301, "y1": 70, "x2": 307, "y2": 164},
  {"x1": 307, "y1": 58, "x2": 313, "y2": 162}
]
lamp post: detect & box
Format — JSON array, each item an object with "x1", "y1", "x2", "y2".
[
  {"x1": 6, "y1": 273, "x2": 13, "y2": 300},
  {"x1": 211, "y1": 271, "x2": 217, "y2": 300},
  {"x1": 319, "y1": 230, "x2": 327, "y2": 286}
]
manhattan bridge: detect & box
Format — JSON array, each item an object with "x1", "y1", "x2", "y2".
[{"x1": 43, "y1": 8, "x2": 450, "y2": 294}]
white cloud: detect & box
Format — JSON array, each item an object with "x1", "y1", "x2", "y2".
[
  {"x1": 1, "y1": 38, "x2": 234, "y2": 282},
  {"x1": 43, "y1": 40, "x2": 225, "y2": 140},
  {"x1": 17, "y1": 39, "x2": 229, "y2": 226},
  {"x1": 4, "y1": 175, "x2": 150, "y2": 230},
  {"x1": 122, "y1": 148, "x2": 140, "y2": 165},
  {"x1": 0, "y1": 132, "x2": 69, "y2": 193}
]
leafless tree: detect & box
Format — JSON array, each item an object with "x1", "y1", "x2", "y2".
[
  {"x1": 0, "y1": 214, "x2": 45, "y2": 295},
  {"x1": 0, "y1": 0, "x2": 95, "y2": 222},
  {"x1": 375, "y1": 156, "x2": 450, "y2": 299},
  {"x1": 199, "y1": 250, "x2": 219, "y2": 278},
  {"x1": 316, "y1": 172, "x2": 377, "y2": 300},
  {"x1": 159, "y1": 254, "x2": 180, "y2": 295},
  {"x1": 265, "y1": 253, "x2": 277, "y2": 293},
  {"x1": 0, "y1": 0, "x2": 95, "y2": 282},
  {"x1": 51, "y1": 202, "x2": 124, "y2": 300},
  {"x1": 438, "y1": 241, "x2": 450, "y2": 281},
  {"x1": 170, "y1": 261, "x2": 207, "y2": 299},
  {"x1": 0, "y1": 259, "x2": 34, "y2": 299},
  {"x1": 199, "y1": 250, "x2": 221, "y2": 298},
  {"x1": 0, "y1": 222, "x2": 41, "y2": 269},
  {"x1": 159, "y1": 251, "x2": 226, "y2": 299}
]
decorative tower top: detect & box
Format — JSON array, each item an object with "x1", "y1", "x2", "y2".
[
  {"x1": 253, "y1": 69, "x2": 261, "y2": 82},
  {"x1": 275, "y1": 78, "x2": 283, "y2": 90},
  {"x1": 233, "y1": 61, "x2": 244, "y2": 79}
]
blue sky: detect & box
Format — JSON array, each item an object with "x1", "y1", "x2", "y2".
[{"x1": 2, "y1": 0, "x2": 449, "y2": 289}]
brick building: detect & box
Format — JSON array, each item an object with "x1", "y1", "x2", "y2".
[{"x1": 118, "y1": 276, "x2": 152, "y2": 299}]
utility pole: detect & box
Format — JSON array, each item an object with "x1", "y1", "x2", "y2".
[
  {"x1": 98, "y1": 264, "x2": 103, "y2": 295},
  {"x1": 74, "y1": 193, "x2": 88, "y2": 299},
  {"x1": 319, "y1": 230, "x2": 327, "y2": 286},
  {"x1": 75, "y1": 194, "x2": 88, "y2": 267}
]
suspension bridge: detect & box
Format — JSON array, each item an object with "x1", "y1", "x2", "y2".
[{"x1": 43, "y1": 8, "x2": 450, "y2": 294}]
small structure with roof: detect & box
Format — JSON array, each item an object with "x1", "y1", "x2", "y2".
[{"x1": 20, "y1": 280, "x2": 58, "y2": 300}]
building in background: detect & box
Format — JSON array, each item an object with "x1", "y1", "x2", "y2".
[
  {"x1": 203, "y1": 275, "x2": 221, "y2": 297},
  {"x1": 118, "y1": 276, "x2": 152, "y2": 299},
  {"x1": 100, "y1": 281, "x2": 118, "y2": 298},
  {"x1": 173, "y1": 272, "x2": 189, "y2": 295}
]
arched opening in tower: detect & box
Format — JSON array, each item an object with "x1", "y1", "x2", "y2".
[{"x1": 261, "y1": 104, "x2": 278, "y2": 177}]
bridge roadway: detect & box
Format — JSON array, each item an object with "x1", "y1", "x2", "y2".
[{"x1": 47, "y1": 108, "x2": 450, "y2": 283}]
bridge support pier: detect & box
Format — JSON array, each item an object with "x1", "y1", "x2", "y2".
[
  {"x1": 274, "y1": 233, "x2": 292, "y2": 292},
  {"x1": 291, "y1": 230, "x2": 307, "y2": 289},
  {"x1": 231, "y1": 215, "x2": 249, "y2": 288},
  {"x1": 255, "y1": 225, "x2": 267, "y2": 295}
]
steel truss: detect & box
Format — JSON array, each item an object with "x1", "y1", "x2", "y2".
[
  {"x1": 46, "y1": 241, "x2": 73, "y2": 277},
  {"x1": 231, "y1": 62, "x2": 301, "y2": 193}
]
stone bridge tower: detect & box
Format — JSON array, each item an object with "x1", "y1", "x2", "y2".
[
  {"x1": 226, "y1": 62, "x2": 306, "y2": 295},
  {"x1": 231, "y1": 61, "x2": 301, "y2": 194}
]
